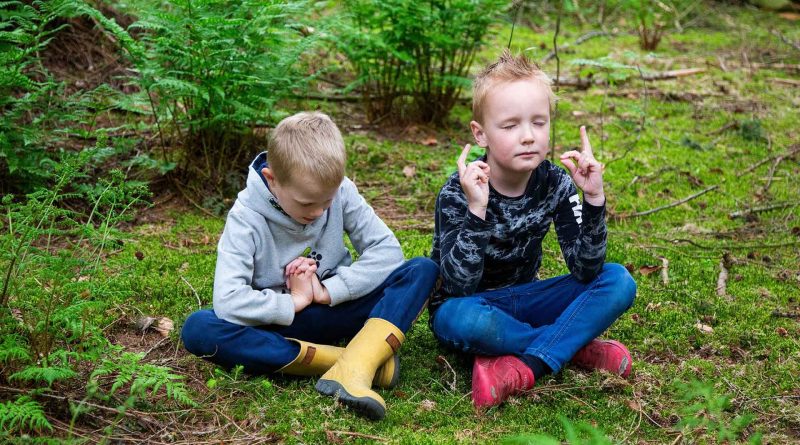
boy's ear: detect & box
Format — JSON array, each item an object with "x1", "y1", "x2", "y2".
[
  {"x1": 470, "y1": 121, "x2": 488, "y2": 147},
  {"x1": 261, "y1": 167, "x2": 276, "y2": 187}
]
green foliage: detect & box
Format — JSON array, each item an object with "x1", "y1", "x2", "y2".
[
  {"x1": 0, "y1": 0, "x2": 137, "y2": 193},
  {"x1": 502, "y1": 416, "x2": 612, "y2": 445},
  {"x1": 88, "y1": 351, "x2": 196, "y2": 408},
  {"x1": 676, "y1": 381, "x2": 761, "y2": 444},
  {"x1": 126, "y1": 0, "x2": 319, "y2": 193},
  {"x1": 335, "y1": 0, "x2": 510, "y2": 123},
  {"x1": 10, "y1": 365, "x2": 77, "y2": 386},
  {"x1": 0, "y1": 396, "x2": 52, "y2": 434}
]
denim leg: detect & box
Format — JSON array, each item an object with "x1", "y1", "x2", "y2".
[
  {"x1": 513, "y1": 263, "x2": 636, "y2": 372},
  {"x1": 366, "y1": 257, "x2": 439, "y2": 332},
  {"x1": 430, "y1": 263, "x2": 636, "y2": 373},
  {"x1": 181, "y1": 290, "x2": 386, "y2": 374},
  {"x1": 181, "y1": 309, "x2": 299, "y2": 374},
  {"x1": 432, "y1": 289, "x2": 538, "y2": 357},
  {"x1": 181, "y1": 257, "x2": 439, "y2": 374}
]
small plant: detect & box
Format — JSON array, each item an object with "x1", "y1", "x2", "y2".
[
  {"x1": 335, "y1": 0, "x2": 510, "y2": 123},
  {"x1": 126, "y1": 0, "x2": 319, "y2": 194},
  {"x1": 0, "y1": 150, "x2": 185, "y2": 438},
  {"x1": 675, "y1": 380, "x2": 762, "y2": 444},
  {"x1": 622, "y1": 0, "x2": 697, "y2": 51},
  {"x1": 501, "y1": 416, "x2": 613, "y2": 445}
]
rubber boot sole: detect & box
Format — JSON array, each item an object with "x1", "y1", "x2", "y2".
[{"x1": 315, "y1": 379, "x2": 386, "y2": 420}]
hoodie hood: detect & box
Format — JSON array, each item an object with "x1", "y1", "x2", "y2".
[{"x1": 238, "y1": 152, "x2": 314, "y2": 231}]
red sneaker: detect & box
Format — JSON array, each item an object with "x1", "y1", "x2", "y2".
[
  {"x1": 471, "y1": 355, "x2": 535, "y2": 409},
  {"x1": 571, "y1": 339, "x2": 632, "y2": 378}
]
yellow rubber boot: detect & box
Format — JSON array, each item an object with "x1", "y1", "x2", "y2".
[
  {"x1": 315, "y1": 318, "x2": 404, "y2": 420},
  {"x1": 278, "y1": 339, "x2": 399, "y2": 388}
]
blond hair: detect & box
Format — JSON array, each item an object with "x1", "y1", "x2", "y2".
[
  {"x1": 267, "y1": 112, "x2": 346, "y2": 189},
  {"x1": 472, "y1": 49, "x2": 555, "y2": 123}
]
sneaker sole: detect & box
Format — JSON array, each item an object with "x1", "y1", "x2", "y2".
[{"x1": 315, "y1": 379, "x2": 386, "y2": 420}]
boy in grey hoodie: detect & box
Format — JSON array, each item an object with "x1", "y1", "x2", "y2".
[{"x1": 182, "y1": 112, "x2": 438, "y2": 420}]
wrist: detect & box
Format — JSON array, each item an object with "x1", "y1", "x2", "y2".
[
  {"x1": 584, "y1": 191, "x2": 605, "y2": 207},
  {"x1": 468, "y1": 203, "x2": 487, "y2": 220}
]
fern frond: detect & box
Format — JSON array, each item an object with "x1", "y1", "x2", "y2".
[
  {"x1": 0, "y1": 395, "x2": 52, "y2": 433},
  {"x1": 0, "y1": 334, "x2": 30, "y2": 364},
  {"x1": 10, "y1": 365, "x2": 77, "y2": 386}
]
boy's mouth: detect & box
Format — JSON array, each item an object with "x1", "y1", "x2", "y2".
[{"x1": 516, "y1": 151, "x2": 538, "y2": 157}]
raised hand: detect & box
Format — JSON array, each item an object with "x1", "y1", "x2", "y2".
[
  {"x1": 457, "y1": 144, "x2": 491, "y2": 220},
  {"x1": 559, "y1": 126, "x2": 605, "y2": 206}
]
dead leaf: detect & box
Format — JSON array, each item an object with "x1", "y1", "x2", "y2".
[
  {"x1": 421, "y1": 136, "x2": 438, "y2": 146},
  {"x1": 639, "y1": 265, "x2": 661, "y2": 276},
  {"x1": 154, "y1": 317, "x2": 174, "y2": 337},
  {"x1": 135, "y1": 251, "x2": 145, "y2": 261},
  {"x1": 626, "y1": 400, "x2": 642, "y2": 412},
  {"x1": 571, "y1": 110, "x2": 587, "y2": 117},
  {"x1": 645, "y1": 302, "x2": 662, "y2": 311},
  {"x1": 695, "y1": 322, "x2": 714, "y2": 334},
  {"x1": 419, "y1": 399, "x2": 436, "y2": 411},
  {"x1": 776, "y1": 327, "x2": 788, "y2": 337},
  {"x1": 136, "y1": 316, "x2": 175, "y2": 337},
  {"x1": 779, "y1": 12, "x2": 800, "y2": 20},
  {"x1": 402, "y1": 165, "x2": 416, "y2": 178}
]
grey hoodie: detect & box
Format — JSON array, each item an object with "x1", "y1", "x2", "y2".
[{"x1": 212, "y1": 152, "x2": 404, "y2": 327}]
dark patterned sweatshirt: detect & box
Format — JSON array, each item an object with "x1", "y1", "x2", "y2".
[{"x1": 430, "y1": 159, "x2": 607, "y2": 311}]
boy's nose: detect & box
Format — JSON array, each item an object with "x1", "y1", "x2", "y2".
[
  {"x1": 520, "y1": 124, "x2": 535, "y2": 144},
  {"x1": 310, "y1": 207, "x2": 325, "y2": 218}
]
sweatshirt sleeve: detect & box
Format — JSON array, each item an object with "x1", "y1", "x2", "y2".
[
  {"x1": 552, "y1": 169, "x2": 607, "y2": 282},
  {"x1": 322, "y1": 179, "x2": 404, "y2": 306},
  {"x1": 432, "y1": 178, "x2": 494, "y2": 297},
  {"x1": 212, "y1": 207, "x2": 296, "y2": 326}
]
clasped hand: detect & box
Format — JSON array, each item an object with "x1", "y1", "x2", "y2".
[{"x1": 285, "y1": 256, "x2": 330, "y2": 312}]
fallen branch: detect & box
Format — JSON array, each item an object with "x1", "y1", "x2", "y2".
[
  {"x1": 772, "y1": 310, "x2": 800, "y2": 319},
  {"x1": 328, "y1": 431, "x2": 388, "y2": 442},
  {"x1": 716, "y1": 253, "x2": 731, "y2": 298},
  {"x1": 772, "y1": 30, "x2": 800, "y2": 52},
  {"x1": 769, "y1": 77, "x2": 800, "y2": 87},
  {"x1": 554, "y1": 68, "x2": 706, "y2": 88},
  {"x1": 624, "y1": 185, "x2": 719, "y2": 218},
  {"x1": 436, "y1": 355, "x2": 458, "y2": 392},
  {"x1": 729, "y1": 202, "x2": 799, "y2": 219},
  {"x1": 660, "y1": 257, "x2": 669, "y2": 286},
  {"x1": 742, "y1": 145, "x2": 800, "y2": 174},
  {"x1": 751, "y1": 63, "x2": 800, "y2": 73},
  {"x1": 762, "y1": 153, "x2": 788, "y2": 196}
]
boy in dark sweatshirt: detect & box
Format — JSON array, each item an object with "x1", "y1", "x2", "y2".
[{"x1": 430, "y1": 51, "x2": 636, "y2": 408}]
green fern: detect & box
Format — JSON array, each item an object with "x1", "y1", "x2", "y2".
[
  {"x1": 0, "y1": 396, "x2": 52, "y2": 434},
  {"x1": 90, "y1": 352, "x2": 197, "y2": 408},
  {"x1": 0, "y1": 335, "x2": 30, "y2": 364},
  {"x1": 10, "y1": 366, "x2": 77, "y2": 386}
]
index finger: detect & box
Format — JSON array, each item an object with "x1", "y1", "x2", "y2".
[
  {"x1": 457, "y1": 144, "x2": 471, "y2": 176},
  {"x1": 580, "y1": 126, "x2": 593, "y2": 156}
]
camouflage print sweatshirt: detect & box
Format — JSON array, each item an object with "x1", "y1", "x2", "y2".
[{"x1": 429, "y1": 159, "x2": 607, "y2": 311}]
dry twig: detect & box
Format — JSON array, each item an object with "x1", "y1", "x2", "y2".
[
  {"x1": 660, "y1": 257, "x2": 669, "y2": 286},
  {"x1": 624, "y1": 185, "x2": 719, "y2": 218},
  {"x1": 716, "y1": 253, "x2": 732, "y2": 298}
]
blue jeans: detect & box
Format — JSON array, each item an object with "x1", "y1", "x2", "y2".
[
  {"x1": 430, "y1": 263, "x2": 636, "y2": 373},
  {"x1": 181, "y1": 257, "x2": 439, "y2": 374}
]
